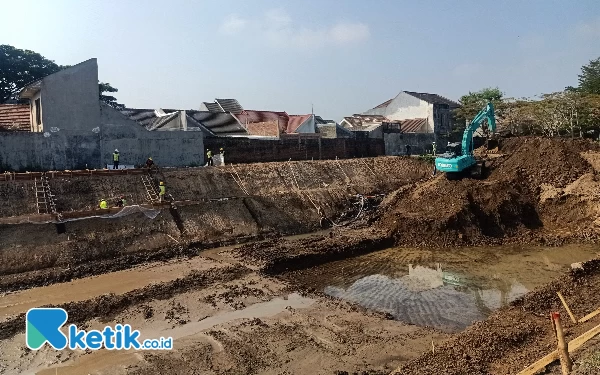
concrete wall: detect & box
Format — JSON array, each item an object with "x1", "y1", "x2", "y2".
[
  {"x1": 40, "y1": 59, "x2": 101, "y2": 133},
  {"x1": 295, "y1": 116, "x2": 316, "y2": 133},
  {"x1": 384, "y1": 133, "x2": 440, "y2": 156},
  {"x1": 0, "y1": 59, "x2": 205, "y2": 171},
  {"x1": 204, "y1": 137, "x2": 384, "y2": 163},
  {"x1": 100, "y1": 105, "x2": 205, "y2": 167}
]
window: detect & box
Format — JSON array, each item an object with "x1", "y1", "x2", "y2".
[{"x1": 35, "y1": 98, "x2": 41, "y2": 125}]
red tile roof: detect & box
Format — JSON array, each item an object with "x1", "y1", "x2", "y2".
[
  {"x1": 401, "y1": 118, "x2": 427, "y2": 133},
  {"x1": 0, "y1": 104, "x2": 30, "y2": 132},
  {"x1": 287, "y1": 114, "x2": 312, "y2": 133}
]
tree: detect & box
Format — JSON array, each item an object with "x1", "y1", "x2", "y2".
[
  {"x1": 578, "y1": 57, "x2": 600, "y2": 95},
  {"x1": 0, "y1": 44, "x2": 125, "y2": 109},
  {"x1": 453, "y1": 87, "x2": 504, "y2": 134},
  {"x1": 0, "y1": 45, "x2": 61, "y2": 103},
  {"x1": 99, "y1": 82, "x2": 125, "y2": 110}
]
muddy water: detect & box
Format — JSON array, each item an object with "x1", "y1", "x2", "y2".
[{"x1": 291, "y1": 243, "x2": 600, "y2": 332}]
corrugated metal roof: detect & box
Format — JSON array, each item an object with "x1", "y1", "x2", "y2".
[
  {"x1": 401, "y1": 118, "x2": 428, "y2": 133},
  {"x1": 215, "y1": 99, "x2": 243, "y2": 114},
  {"x1": 201, "y1": 102, "x2": 223, "y2": 112},
  {"x1": 187, "y1": 110, "x2": 247, "y2": 135},
  {"x1": 0, "y1": 104, "x2": 30, "y2": 132},
  {"x1": 403, "y1": 91, "x2": 460, "y2": 107}
]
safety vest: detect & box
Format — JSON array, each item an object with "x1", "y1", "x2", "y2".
[
  {"x1": 207, "y1": 151, "x2": 212, "y2": 158},
  {"x1": 99, "y1": 200, "x2": 108, "y2": 209},
  {"x1": 113, "y1": 153, "x2": 119, "y2": 161},
  {"x1": 121, "y1": 199, "x2": 127, "y2": 206},
  {"x1": 159, "y1": 186, "x2": 166, "y2": 195}
]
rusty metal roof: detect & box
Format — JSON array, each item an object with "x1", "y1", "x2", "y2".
[
  {"x1": 342, "y1": 114, "x2": 388, "y2": 128},
  {"x1": 401, "y1": 118, "x2": 428, "y2": 133},
  {"x1": 0, "y1": 104, "x2": 30, "y2": 132}
]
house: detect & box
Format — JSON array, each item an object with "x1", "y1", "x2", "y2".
[
  {"x1": 363, "y1": 91, "x2": 460, "y2": 134},
  {"x1": 340, "y1": 114, "x2": 387, "y2": 138},
  {"x1": 0, "y1": 58, "x2": 204, "y2": 171},
  {"x1": 0, "y1": 104, "x2": 30, "y2": 132},
  {"x1": 200, "y1": 98, "x2": 244, "y2": 114}
]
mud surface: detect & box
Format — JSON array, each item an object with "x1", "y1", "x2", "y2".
[{"x1": 286, "y1": 243, "x2": 600, "y2": 332}]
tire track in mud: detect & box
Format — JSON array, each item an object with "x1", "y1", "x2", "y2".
[{"x1": 0, "y1": 265, "x2": 250, "y2": 340}]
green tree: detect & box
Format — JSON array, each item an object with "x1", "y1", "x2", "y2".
[
  {"x1": 453, "y1": 87, "x2": 504, "y2": 134},
  {"x1": 578, "y1": 57, "x2": 600, "y2": 95},
  {"x1": 0, "y1": 45, "x2": 61, "y2": 103},
  {"x1": 99, "y1": 82, "x2": 125, "y2": 110},
  {"x1": 0, "y1": 44, "x2": 125, "y2": 109}
]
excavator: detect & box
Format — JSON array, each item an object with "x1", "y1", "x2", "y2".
[{"x1": 435, "y1": 102, "x2": 496, "y2": 179}]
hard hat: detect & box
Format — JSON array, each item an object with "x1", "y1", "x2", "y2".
[
  {"x1": 149, "y1": 157, "x2": 152, "y2": 160},
  {"x1": 115, "y1": 149, "x2": 119, "y2": 152},
  {"x1": 160, "y1": 181, "x2": 164, "y2": 185},
  {"x1": 220, "y1": 147, "x2": 223, "y2": 150}
]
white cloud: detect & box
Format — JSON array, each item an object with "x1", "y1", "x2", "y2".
[
  {"x1": 219, "y1": 14, "x2": 247, "y2": 35},
  {"x1": 575, "y1": 17, "x2": 600, "y2": 38},
  {"x1": 220, "y1": 8, "x2": 370, "y2": 49}
]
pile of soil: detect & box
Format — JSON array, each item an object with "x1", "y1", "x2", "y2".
[
  {"x1": 379, "y1": 137, "x2": 600, "y2": 247},
  {"x1": 393, "y1": 258, "x2": 600, "y2": 375}
]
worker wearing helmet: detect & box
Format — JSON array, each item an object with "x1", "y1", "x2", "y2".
[
  {"x1": 432, "y1": 142, "x2": 437, "y2": 156},
  {"x1": 159, "y1": 181, "x2": 166, "y2": 202},
  {"x1": 99, "y1": 199, "x2": 108, "y2": 209},
  {"x1": 145, "y1": 157, "x2": 154, "y2": 169},
  {"x1": 113, "y1": 149, "x2": 120, "y2": 170}
]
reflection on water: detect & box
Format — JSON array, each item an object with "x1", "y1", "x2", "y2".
[
  {"x1": 325, "y1": 263, "x2": 527, "y2": 332},
  {"x1": 295, "y1": 244, "x2": 599, "y2": 332}
]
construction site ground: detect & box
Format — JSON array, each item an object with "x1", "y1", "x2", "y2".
[{"x1": 1, "y1": 137, "x2": 600, "y2": 374}]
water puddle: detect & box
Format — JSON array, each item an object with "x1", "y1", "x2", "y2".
[
  {"x1": 292, "y1": 243, "x2": 600, "y2": 332},
  {"x1": 31, "y1": 293, "x2": 314, "y2": 375}
]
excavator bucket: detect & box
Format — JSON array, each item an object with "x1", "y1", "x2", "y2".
[{"x1": 486, "y1": 138, "x2": 499, "y2": 151}]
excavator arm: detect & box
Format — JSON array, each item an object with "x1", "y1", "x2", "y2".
[
  {"x1": 461, "y1": 102, "x2": 496, "y2": 155},
  {"x1": 435, "y1": 102, "x2": 496, "y2": 179}
]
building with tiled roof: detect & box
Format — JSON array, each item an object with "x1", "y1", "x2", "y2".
[
  {"x1": 363, "y1": 91, "x2": 460, "y2": 134},
  {"x1": 0, "y1": 104, "x2": 31, "y2": 131}
]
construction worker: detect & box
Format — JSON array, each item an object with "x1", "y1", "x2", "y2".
[
  {"x1": 145, "y1": 157, "x2": 154, "y2": 169},
  {"x1": 116, "y1": 196, "x2": 126, "y2": 207},
  {"x1": 206, "y1": 149, "x2": 213, "y2": 166},
  {"x1": 99, "y1": 199, "x2": 108, "y2": 209},
  {"x1": 159, "y1": 181, "x2": 166, "y2": 202},
  {"x1": 405, "y1": 144, "x2": 411, "y2": 156},
  {"x1": 113, "y1": 149, "x2": 120, "y2": 169},
  {"x1": 432, "y1": 142, "x2": 437, "y2": 156},
  {"x1": 219, "y1": 147, "x2": 225, "y2": 166}
]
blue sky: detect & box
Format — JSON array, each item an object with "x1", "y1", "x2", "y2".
[{"x1": 2, "y1": 0, "x2": 599, "y2": 121}]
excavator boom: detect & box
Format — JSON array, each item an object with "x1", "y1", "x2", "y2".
[{"x1": 435, "y1": 102, "x2": 496, "y2": 179}]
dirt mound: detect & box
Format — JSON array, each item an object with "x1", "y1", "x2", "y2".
[
  {"x1": 490, "y1": 137, "x2": 599, "y2": 189},
  {"x1": 378, "y1": 137, "x2": 600, "y2": 247}
]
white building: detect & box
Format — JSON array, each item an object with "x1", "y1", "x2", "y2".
[{"x1": 362, "y1": 91, "x2": 460, "y2": 134}]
